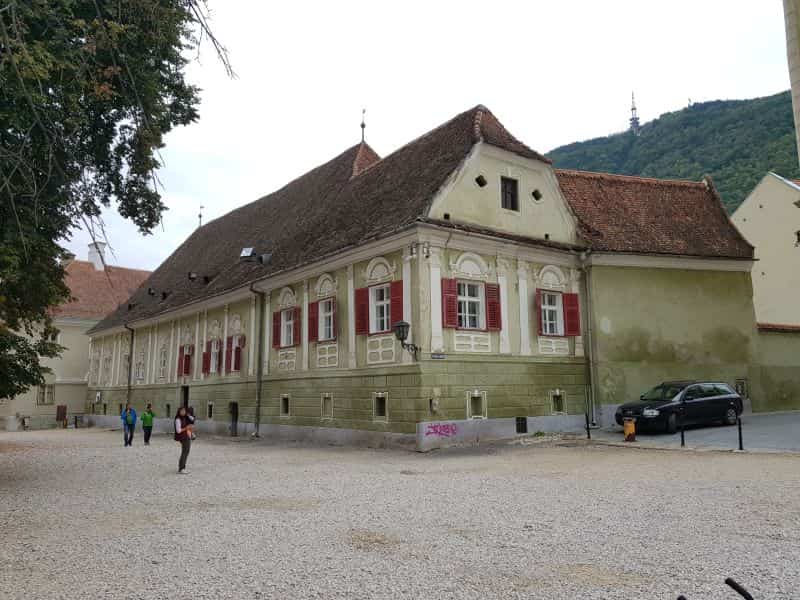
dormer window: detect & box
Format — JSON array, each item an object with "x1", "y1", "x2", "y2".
[{"x1": 501, "y1": 177, "x2": 518, "y2": 211}]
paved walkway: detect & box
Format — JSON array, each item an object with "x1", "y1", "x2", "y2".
[{"x1": 594, "y1": 410, "x2": 800, "y2": 452}]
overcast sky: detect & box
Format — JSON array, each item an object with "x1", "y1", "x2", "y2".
[{"x1": 66, "y1": 0, "x2": 791, "y2": 271}]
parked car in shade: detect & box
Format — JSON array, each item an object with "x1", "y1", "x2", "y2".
[{"x1": 615, "y1": 381, "x2": 743, "y2": 434}]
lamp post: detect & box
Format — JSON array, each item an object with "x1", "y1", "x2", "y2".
[{"x1": 392, "y1": 320, "x2": 418, "y2": 361}]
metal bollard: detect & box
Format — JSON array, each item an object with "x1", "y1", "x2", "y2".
[
  {"x1": 679, "y1": 406, "x2": 685, "y2": 448},
  {"x1": 737, "y1": 416, "x2": 744, "y2": 451},
  {"x1": 585, "y1": 412, "x2": 591, "y2": 440}
]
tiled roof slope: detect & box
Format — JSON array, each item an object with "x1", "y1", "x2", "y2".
[
  {"x1": 91, "y1": 105, "x2": 548, "y2": 333},
  {"x1": 555, "y1": 170, "x2": 754, "y2": 259},
  {"x1": 53, "y1": 260, "x2": 151, "y2": 320}
]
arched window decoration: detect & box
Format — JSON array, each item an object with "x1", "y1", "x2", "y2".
[
  {"x1": 278, "y1": 287, "x2": 297, "y2": 309},
  {"x1": 538, "y1": 265, "x2": 567, "y2": 291},
  {"x1": 364, "y1": 257, "x2": 396, "y2": 284},
  {"x1": 316, "y1": 273, "x2": 337, "y2": 298},
  {"x1": 230, "y1": 314, "x2": 242, "y2": 334},
  {"x1": 450, "y1": 252, "x2": 491, "y2": 280}
]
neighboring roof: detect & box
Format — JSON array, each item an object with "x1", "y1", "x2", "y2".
[
  {"x1": 555, "y1": 170, "x2": 755, "y2": 259},
  {"x1": 757, "y1": 323, "x2": 800, "y2": 333},
  {"x1": 53, "y1": 260, "x2": 151, "y2": 320},
  {"x1": 91, "y1": 105, "x2": 550, "y2": 333}
]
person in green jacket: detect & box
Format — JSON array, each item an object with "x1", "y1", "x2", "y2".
[{"x1": 141, "y1": 404, "x2": 155, "y2": 445}]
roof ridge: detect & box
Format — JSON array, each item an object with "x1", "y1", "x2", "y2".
[
  {"x1": 472, "y1": 105, "x2": 485, "y2": 142},
  {"x1": 67, "y1": 260, "x2": 151, "y2": 275},
  {"x1": 555, "y1": 168, "x2": 705, "y2": 187}
]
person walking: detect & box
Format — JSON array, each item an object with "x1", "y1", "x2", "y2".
[
  {"x1": 121, "y1": 403, "x2": 137, "y2": 447},
  {"x1": 141, "y1": 404, "x2": 155, "y2": 445},
  {"x1": 174, "y1": 406, "x2": 195, "y2": 474}
]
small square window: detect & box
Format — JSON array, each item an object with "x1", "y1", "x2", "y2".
[
  {"x1": 321, "y1": 393, "x2": 333, "y2": 419},
  {"x1": 467, "y1": 390, "x2": 487, "y2": 419},
  {"x1": 551, "y1": 391, "x2": 565, "y2": 415},
  {"x1": 373, "y1": 392, "x2": 388, "y2": 421},
  {"x1": 280, "y1": 394, "x2": 291, "y2": 417},
  {"x1": 501, "y1": 177, "x2": 519, "y2": 211}
]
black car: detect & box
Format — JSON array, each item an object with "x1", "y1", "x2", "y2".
[{"x1": 615, "y1": 381, "x2": 743, "y2": 434}]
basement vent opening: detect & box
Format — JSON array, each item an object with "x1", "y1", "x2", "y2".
[
  {"x1": 443, "y1": 213, "x2": 450, "y2": 221},
  {"x1": 516, "y1": 416, "x2": 528, "y2": 434}
]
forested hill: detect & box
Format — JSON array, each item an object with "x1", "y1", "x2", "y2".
[{"x1": 547, "y1": 91, "x2": 799, "y2": 212}]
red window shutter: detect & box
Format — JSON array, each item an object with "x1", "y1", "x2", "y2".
[
  {"x1": 292, "y1": 307, "x2": 302, "y2": 346},
  {"x1": 355, "y1": 287, "x2": 369, "y2": 335},
  {"x1": 272, "y1": 311, "x2": 281, "y2": 348},
  {"x1": 233, "y1": 346, "x2": 242, "y2": 372},
  {"x1": 563, "y1": 293, "x2": 581, "y2": 337},
  {"x1": 183, "y1": 346, "x2": 192, "y2": 376},
  {"x1": 202, "y1": 341, "x2": 211, "y2": 375},
  {"x1": 224, "y1": 336, "x2": 233, "y2": 373},
  {"x1": 441, "y1": 278, "x2": 458, "y2": 328},
  {"x1": 177, "y1": 345, "x2": 184, "y2": 376},
  {"x1": 308, "y1": 301, "x2": 319, "y2": 343},
  {"x1": 486, "y1": 283, "x2": 501, "y2": 331},
  {"x1": 535, "y1": 289, "x2": 544, "y2": 336},
  {"x1": 390, "y1": 280, "x2": 403, "y2": 329}
]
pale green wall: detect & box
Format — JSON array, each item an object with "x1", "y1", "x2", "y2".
[
  {"x1": 589, "y1": 266, "x2": 757, "y2": 407},
  {"x1": 429, "y1": 144, "x2": 579, "y2": 245}
]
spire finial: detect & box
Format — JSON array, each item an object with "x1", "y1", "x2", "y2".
[
  {"x1": 629, "y1": 91, "x2": 641, "y2": 136},
  {"x1": 360, "y1": 108, "x2": 366, "y2": 143},
  {"x1": 198, "y1": 205, "x2": 204, "y2": 228}
]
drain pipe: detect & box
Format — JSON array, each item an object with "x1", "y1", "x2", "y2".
[
  {"x1": 124, "y1": 324, "x2": 135, "y2": 405},
  {"x1": 250, "y1": 284, "x2": 266, "y2": 437},
  {"x1": 578, "y1": 250, "x2": 599, "y2": 426}
]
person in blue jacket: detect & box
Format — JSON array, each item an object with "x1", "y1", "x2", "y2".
[{"x1": 121, "y1": 403, "x2": 137, "y2": 447}]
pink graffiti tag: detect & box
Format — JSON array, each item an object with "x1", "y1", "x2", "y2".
[{"x1": 425, "y1": 423, "x2": 458, "y2": 437}]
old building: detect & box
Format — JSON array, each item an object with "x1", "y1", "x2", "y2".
[
  {"x1": 1, "y1": 243, "x2": 150, "y2": 430},
  {"x1": 732, "y1": 172, "x2": 800, "y2": 410},
  {"x1": 86, "y1": 105, "x2": 772, "y2": 449}
]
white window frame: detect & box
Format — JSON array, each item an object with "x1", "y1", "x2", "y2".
[
  {"x1": 281, "y1": 309, "x2": 295, "y2": 347},
  {"x1": 466, "y1": 390, "x2": 487, "y2": 419},
  {"x1": 280, "y1": 393, "x2": 291, "y2": 417},
  {"x1": 457, "y1": 280, "x2": 485, "y2": 330},
  {"x1": 550, "y1": 389, "x2": 566, "y2": 415},
  {"x1": 319, "y1": 298, "x2": 335, "y2": 341},
  {"x1": 209, "y1": 339, "x2": 220, "y2": 374},
  {"x1": 541, "y1": 291, "x2": 564, "y2": 337},
  {"x1": 158, "y1": 347, "x2": 167, "y2": 379},
  {"x1": 369, "y1": 284, "x2": 391, "y2": 334},
  {"x1": 231, "y1": 334, "x2": 242, "y2": 372},
  {"x1": 135, "y1": 360, "x2": 145, "y2": 381},
  {"x1": 321, "y1": 392, "x2": 333, "y2": 419},
  {"x1": 37, "y1": 384, "x2": 55, "y2": 406},
  {"x1": 373, "y1": 392, "x2": 388, "y2": 422}
]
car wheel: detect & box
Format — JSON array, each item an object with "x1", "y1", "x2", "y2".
[
  {"x1": 666, "y1": 413, "x2": 677, "y2": 434},
  {"x1": 724, "y1": 407, "x2": 738, "y2": 426}
]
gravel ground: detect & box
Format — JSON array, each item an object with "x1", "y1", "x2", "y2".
[{"x1": 1, "y1": 429, "x2": 798, "y2": 600}]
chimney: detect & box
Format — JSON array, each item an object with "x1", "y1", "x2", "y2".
[
  {"x1": 88, "y1": 242, "x2": 107, "y2": 271},
  {"x1": 62, "y1": 252, "x2": 76, "y2": 268}
]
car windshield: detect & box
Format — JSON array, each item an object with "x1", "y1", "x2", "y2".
[{"x1": 640, "y1": 384, "x2": 684, "y2": 402}]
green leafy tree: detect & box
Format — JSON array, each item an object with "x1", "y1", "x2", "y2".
[
  {"x1": 0, "y1": 0, "x2": 231, "y2": 399},
  {"x1": 548, "y1": 91, "x2": 800, "y2": 212}
]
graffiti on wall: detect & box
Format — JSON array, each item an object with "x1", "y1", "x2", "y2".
[{"x1": 424, "y1": 423, "x2": 458, "y2": 437}]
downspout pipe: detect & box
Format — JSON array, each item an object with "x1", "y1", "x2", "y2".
[
  {"x1": 249, "y1": 283, "x2": 266, "y2": 438},
  {"x1": 124, "y1": 324, "x2": 134, "y2": 406},
  {"x1": 577, "y1": 250, "x2": 599, "y2": 426}
]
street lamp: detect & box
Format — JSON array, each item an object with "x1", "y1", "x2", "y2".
[{"x1": 392, "y1": 320, "x2": 418, "y2": 360}]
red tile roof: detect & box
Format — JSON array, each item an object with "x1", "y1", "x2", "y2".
[
  {"x1": 53, "y1": 260, "x2": 151, "y2": 320},
  {"x1": 757, "y1": 323, "x2": 800, "y2": 333},
  {"x1": 555, "y1": 170, "x2": 754, "y2": 259}
]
